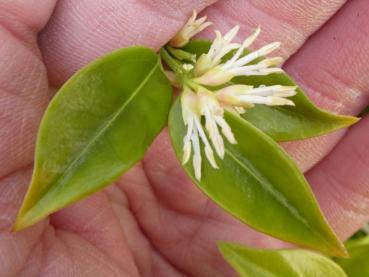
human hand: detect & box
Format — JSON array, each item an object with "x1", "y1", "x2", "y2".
[{"x1": 1, "y1": 0, "x2": 368, "y2": 276}]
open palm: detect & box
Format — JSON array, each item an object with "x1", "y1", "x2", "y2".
[{"x1": 1, "y1": 0, "x2": 368, "y2": 276}]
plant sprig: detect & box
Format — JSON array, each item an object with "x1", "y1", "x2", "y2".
[{"x1": 14, "y1": 10, "x2": 358, "y2": 268}]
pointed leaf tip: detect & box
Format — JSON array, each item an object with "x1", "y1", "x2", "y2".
[
  {"x1": 15, "y1": 46, "x2": 172, "y2": 230},
  {"x1": 218, "y1": 241, "x2": 348, "y2": 277},
  {"x1": 169, "y1": 99, "x2": 346, "y2": 257},
  {"x1": 182, "y1": 40, "x2": 359, "y2": 141}
]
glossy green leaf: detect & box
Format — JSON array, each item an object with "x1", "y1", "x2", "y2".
[
  {"x1": 218, "y1": 242, "x2": 347, "y2": 277},
  {"x1": 335, "y1": 236, "x2": 369, "y2": 276},
  {"x1": 169, "y1": 100, "x2": 346, "y2": 257},
  {"x1": 182, "y1": 40, "x2": 358, "y2": 141},
  {"x1": 15, "y1": 47, "x2": 172, "y2": 230}
]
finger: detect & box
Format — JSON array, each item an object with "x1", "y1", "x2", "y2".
[
  {"x1": 142, "y1": 0, "x2": 356, "y2": 219},
  {"x1": 50, "y1": 191, "x2": 139, "y2": 276},
  {"x1": 132, "y1": 130, "x2": 287, "y2": 276},
  {"x1": 0, "y1": 168, "x2": 47, "y2": 276},
  {"x1": 307, "y1": 115, "x2": 369, "y2": 239},
  {"x1": 121, "y1": 0, "x2": 354, "y2": 274},
  {"x1": 0, "y1": 2, "x2": 55, "y2": 275},
  {"x1": 0, "y1": 1, "x2": 55, "y2": 178},
  {"x1": 136, "y1": 0, "x2": 369, "y2": 273},
  {"x1": 202, "y1": 0, "x2": 346, "y2": 58},
  {"x1": 203, "y1": 0, "x2": 369, "y2": 171},
  {"x1": 0, "y1": 2, "x2": 138, "y2": 275},
  {"x1": 282, "y1": 0, "x2": 369, "y2": 170},
  {"x1": 39, "y1": 0, "x2": 217, "y2": 86}
]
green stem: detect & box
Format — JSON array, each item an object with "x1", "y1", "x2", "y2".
[
  {"x1": 160, "y1": 47, "x2": 184, "y2": 75},
  {"x1": 166, "y1": 46, "x2": 196, "y2": 63}
]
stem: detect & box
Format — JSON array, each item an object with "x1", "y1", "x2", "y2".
[
  {"x1": 166, "y1": 46, "x2": 196, "y2": 63},
  {"x1": 160, "y1": 47, "x2": 184, "y2": 75}
]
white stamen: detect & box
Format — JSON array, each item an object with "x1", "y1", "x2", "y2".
[
  {"x1": 231, "y1": 41, "x2": 281, "y2": 68},
  {"x1": 191, "y1": 126, "x2": 202, "y2": 180},
  {"x1": 224, "y1": 27, "x2": 261, "y2": 68},
  {"x1": 214, "y1": 116, "x2": 237, "y2": 144},
  {"x1": 215, "y1": 84, "x2": 297, "y2": 108},
  {"x1": 194, "y1": 117, "x2": 218, "y2": 168}
]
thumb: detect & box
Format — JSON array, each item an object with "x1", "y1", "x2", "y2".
[{"x1": 40, "y1": 0, "x2": 217, "y2": 86}]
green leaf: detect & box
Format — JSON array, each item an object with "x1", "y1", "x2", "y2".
[
  {"x1": 182, "y1": 40, "x2": 358, "y2": 141},
  {"x1": 218, "y1": 242, "x2": 347, "y2": 277},
  {"x1": 169, "y1": 100, "x2": 346, "y2": 257},
  {"x1": 14, "y1": 47, "x2": 172, "y2": 230},
  {"x1": 335, "y1": 237, "x2": 369, "y2": 276}
]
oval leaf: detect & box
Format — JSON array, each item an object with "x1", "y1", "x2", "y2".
[
  {"x1": 335, "y1": 236, "x2": 369, "y2": 276},
  {"x1": 218, "y1": 242, "x2": 347, "y2": 277},
  {"x1": 15, "y1": 47, "x2": 172, "y2": 230},
  {"x1": 182, "y1": 41, "x2": 358, "y2": 141},
  {"x1": 169, "y1": 100, "x2": 346, "y2": 257}
]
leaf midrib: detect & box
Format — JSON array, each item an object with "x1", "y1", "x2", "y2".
[
  {"x1": 224, "y1": 138, "x2": 327, "y2": 246},
  {"x1": 35, "y1": 58, "x2": 160, "y2": 204}
]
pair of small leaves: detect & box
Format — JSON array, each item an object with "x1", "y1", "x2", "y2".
[
  {"x1": 219, "y1": 242, "x2": 347, "y2": 277},
  {"x1": 15, "y1": 41, "x2": 354, "y2": 258}
]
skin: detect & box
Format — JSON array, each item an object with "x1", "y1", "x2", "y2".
[{"x1": 0, "y1": 0, "x2": 368, "y2": 276}]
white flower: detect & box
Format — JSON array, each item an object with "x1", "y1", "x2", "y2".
[
  {"x1": 181, "y1": 86, "x2": 237, "y2": 180},
  {"x1": 194, "y1": 27, "x2": 284, "y2": 86},
  {"x1": 198, "y1": 89, "x2": 236, "y2": 158},
  {"x1": 181, "y1": 87, "x2": 218, "y2": 180},
  {"x1": 170, "y1": 22, "x2": 298, "y2": 180},
  {"x1": 194, "y1": 25, "x2": 241, "y2": 76},
  {"x1": 216, "y1": 84, "x2": 297, "y2": 112},
  {"x1": 170, "y1": 10, "x2": 212, "y2": 48}
]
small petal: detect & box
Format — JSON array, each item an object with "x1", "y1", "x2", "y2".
[
  {"x1": 238, "y1": 95, "x2": 294, "y2": 106},
  {"x1": 170, "y1": 10, "x2": 212, "y2": 47},
  {"x1": 247, "y1": 85, "x2": 297, "y2": 96},
  {"x1": 191, "y1": 127, "x2": 202, "y2": 180},
  {"x1": 194, "y1": 66, "x2": 234, "y2": 86},
  {"x1": 258, "y1": 57, "x2": 284, "y2": 67},
  {"x1": 268, "y1": 97, "x2": 295, "y2": 106},
  {"x1": 182, "y1": 117, "x2": 194, "y2": 164},
  {"x1": 216, "y1": 85, "x2": 253, "y2": 96},
  {"x1": 215, "y1": 83, "x2": 297, "y2": 108},
  {"x1": 214, "y1": 116, "x2": 237, "y2": 144},
  {"x1": 204, "y1": 144, "x2": 218, "y2": 169},
  {"x1": 194, "y1": 117, "x2": 218, "y2": 168},
  {"x1": 195, "y1": 25, "x2": 241, "y2": 76},
  {"x1": 224, "y1": 27, "x2": 261, "y2": 69}
]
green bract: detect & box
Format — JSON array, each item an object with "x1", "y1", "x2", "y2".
[
  {"x1": 218, "y1": 242, "x2": 347, "y2": 277},
  {"x1": 182, "y1": 40, "x2": 358, "y2": 141},
  {"x1": 169, "y1": 100, "x2": 346, "y2": 257},
  {"x1": 14, "y1": 47, "x2": 172, "y2": 230}
]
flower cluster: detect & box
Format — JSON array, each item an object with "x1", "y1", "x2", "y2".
[{"x1": 169, "y1": 12, "x2": 297, "y2": 180}]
